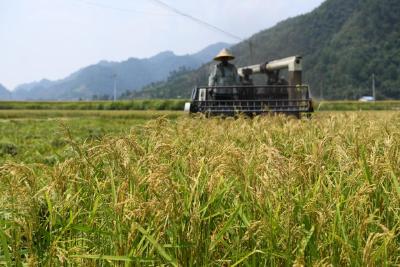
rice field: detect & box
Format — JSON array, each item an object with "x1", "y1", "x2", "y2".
[{"x1": 1, "y1": 110, "x2": 400, "y2": 266}]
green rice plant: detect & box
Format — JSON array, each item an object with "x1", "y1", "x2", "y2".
[{"x1": 0, "y1": 111, "x2": 399, "y2": 266}]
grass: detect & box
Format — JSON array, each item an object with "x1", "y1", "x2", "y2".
[
  {"x1": 0, "y1": 111, "x2": 400, "y2": 266},
  {"x1": 0, "y1": 100, "x2": 187, "y2": 111}
]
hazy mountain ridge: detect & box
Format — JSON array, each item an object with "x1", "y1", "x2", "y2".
[
  {"x1": 12, "y1": 42, "x2": 231, "y2": 100},
  {"x1": 128, "y1": 0, "x2": 400, "y2": 100},
  {"x1": 0, "y1": 84, "x2": 11, "y2": 100}
]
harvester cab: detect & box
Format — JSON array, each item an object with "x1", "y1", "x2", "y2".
[{"x1": 184, "y1": 56, "x2": 314, "y2": 117}]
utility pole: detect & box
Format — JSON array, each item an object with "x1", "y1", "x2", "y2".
[
  {"x1": 320, "y1": 80, "x2": 324, "y2": 100},
  {"x1": 249, "y1": 40, "x2": 254, "y2": 64},
  {"x1": 372, "y1": 73, "x2": 376, "y2": 101},
  {"x1": 113, "y1": 74, "x2": 117, "y2": 102}
]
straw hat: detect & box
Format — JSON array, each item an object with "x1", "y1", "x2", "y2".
[{"x1": 213, "y1": 48, "x2": 235, "y2": 61}]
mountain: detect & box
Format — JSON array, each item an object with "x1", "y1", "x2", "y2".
[
  {"x1": 12, "y1": 42, "x2": 231, "y2": 100},
  {"x1": 127, "y1": 0, "x2": 400, "y2": 100},
  {"x1": 0, "y1": 84, "x2": 11, "y2": 100}
]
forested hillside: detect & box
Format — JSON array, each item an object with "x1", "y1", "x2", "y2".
[{"x1": 127, "y1": 0, "x2": 400, "y2": 100}]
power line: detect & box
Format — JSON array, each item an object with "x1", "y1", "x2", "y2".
[
  {"x1": 71, "y1": 0, "x2": 177, "y2": 16},
  {"x1": 71, "y1": 0, "x2": 243, "y2": 42},
  {"x1": 148, "y1": 0, "x2": 243, "y2": 41}
]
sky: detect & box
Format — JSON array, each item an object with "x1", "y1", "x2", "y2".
[{"x1": 0, "y1": 0, "x2": 325, "y2": 90}]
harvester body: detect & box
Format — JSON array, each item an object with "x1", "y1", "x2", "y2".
[{"x1": 185, "y1": 56, "x2": 313, "y2": 117}]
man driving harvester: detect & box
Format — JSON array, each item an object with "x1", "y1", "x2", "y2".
[{"x1": 208, "y1": 48, "x2": 239, "y2": 100}]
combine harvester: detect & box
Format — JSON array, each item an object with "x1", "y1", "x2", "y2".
[{"x1": 185, "y1": 56, "x2": 314, "y2": 118}]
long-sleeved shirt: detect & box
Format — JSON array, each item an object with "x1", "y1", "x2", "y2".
[{"x1": 208, "y1": 62, "x2": 239, "y2": 87}]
